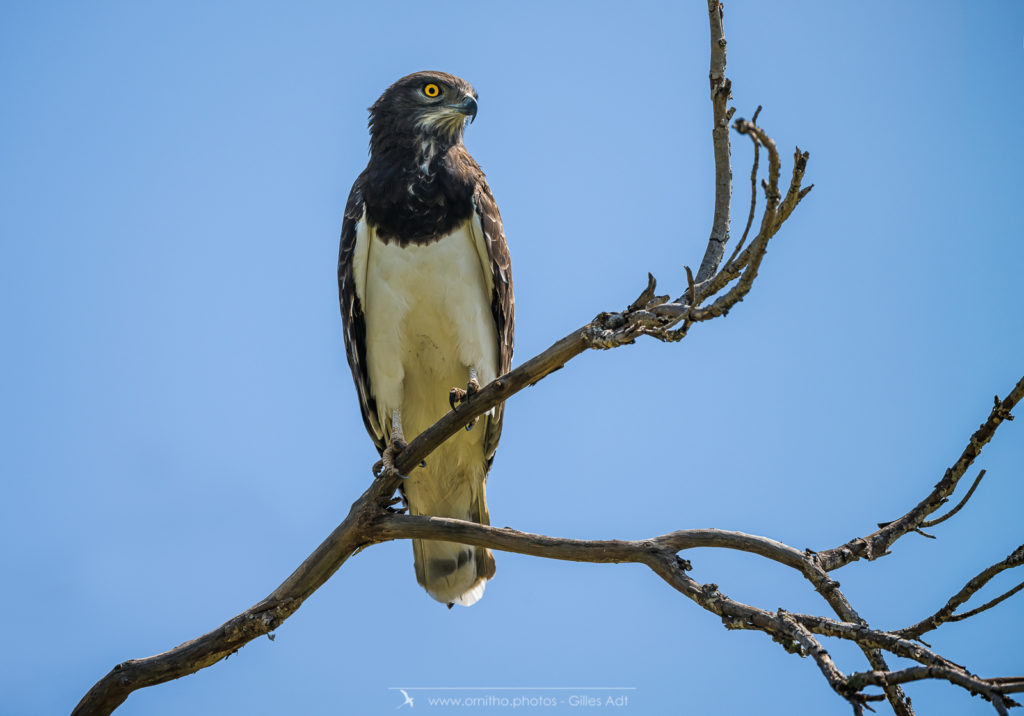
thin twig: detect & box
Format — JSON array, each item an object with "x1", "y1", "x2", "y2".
[
  {"x1": 920, "y1": 469, "x2": 986, "y2": 528},
  {"x1": 726, "y1": 105, "x2": 761, "y2": 266},
  {"x1": 685, "y1": 265, "x2": 697, "y2": 307},
  {"x1": 817, "y1": 378, "x2": 1024, "y2": 572},
  {"x1": 777, "y1": 145, "x2": 812, "y2": 228},
  {"x1": 947, "y1": 580, "x2": 1024, "y2": 623},
  {"x1": 846, "y1": 667, "x2": 1016, "y2": 715},
  {"x1": 898, "y1": 545, "x2": 1024, "y2": 639}
]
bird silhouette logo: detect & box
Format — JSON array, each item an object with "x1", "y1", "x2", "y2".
[{"x1": 396, "y1": 689, "x2": 414, "y2": 709}]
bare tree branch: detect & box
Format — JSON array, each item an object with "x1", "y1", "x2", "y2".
[
  {"x1": 920, "y1": 469, "x2": 986, "y2": 528},
  {"x1": 846, "y1": 668, "x2": 1017, "y2": 716},
  {"x1": 898, "y1": 545, "x2": 1024, "y2": 639},
  {"x1": 727, "y1": 104, "x2": 761, "y2": 267},
  {"x1": 70, "y1": 4, "x2": 1020, "y2": 716},
  {"x1": 695, "y1": 0, "x2": 733, "y2": 285},
  {"x1": 689, "y1": 139, "x2": 812, "y2": 305},
  {"x1": 778, "y1": 615, "x2": 864, "y2": 711},
  {"x1": 375, "y1": 514, "x2": 1020, "y2": 712},
  {"x1": 987, "y1": 678, "x2": 1024, "y2": 694},
  {"x1": 817, "y1": 378, "x2": 1024, "y2": 572},
  {"x1": 71, "y1": 372, "x2": 1024, "y2": 716},
  {"x1": 945, "y1": 581, "x2": 1024, "y2": 624}
]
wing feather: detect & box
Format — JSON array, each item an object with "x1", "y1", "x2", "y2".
[
  {"x1": 471, "y1": 176, "x2": 514, "y2": 467},
  {"x1": 338, "y1": 177, "x2": 387, "y2": 454}
]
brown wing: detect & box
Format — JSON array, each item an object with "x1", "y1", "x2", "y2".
[
  {"x1": 338, "y1": 176, "x2": 386, "y2": 455},
  {"x1": 472, "y1": 176, "x2": 514, "y2": 468}
]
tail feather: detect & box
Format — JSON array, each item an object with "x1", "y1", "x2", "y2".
[
  {"x1": 413, "y1": 540, "x2": 493, "y2": 606},
  {"x1": 411, "y1": 474, "x2": 494, "y2": 606}
]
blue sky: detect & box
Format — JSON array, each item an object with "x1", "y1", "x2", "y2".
[{"x1": 2, "y1": 2, "x2": 1023, "y2": 715}]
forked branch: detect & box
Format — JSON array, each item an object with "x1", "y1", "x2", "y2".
[{"x1": 71, "y1": 3, "x2": 1020, "y2": 716}]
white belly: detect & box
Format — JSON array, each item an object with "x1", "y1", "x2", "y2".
[
  {"x1": 360, "y1": 221, "x2": 499, "y2": 442},
  {"x1": 353, "y1": 216, "x2": 500, "y2": 606}
]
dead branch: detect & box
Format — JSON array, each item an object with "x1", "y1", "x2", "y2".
[
  {"x1": 897, "y1": 545, "x2": 1024, "y2": 640},
  {"x1": 920, "y1": 469, "x2": 986, "y2": 528},
  {"x1": 694, "y1": 0, "x2": 733, "y2": 285},
  {"x1": 818, "y1": 379, "x2": 1024, "y2": 572},
  {"x1": 846, "y1": 668, "x2": 1016, "y2": 716},
  {"x1": 71, "y1": 3, "x2": 1021, "y2": 716}
]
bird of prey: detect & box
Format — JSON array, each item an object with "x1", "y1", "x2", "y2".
[{"x1": 338, "y1": 71, "x2": 514, "y2": 607}]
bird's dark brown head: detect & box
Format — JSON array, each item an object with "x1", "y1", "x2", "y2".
[{"x1": 368, "y1": 71, "x2": 479, "y2": 153}]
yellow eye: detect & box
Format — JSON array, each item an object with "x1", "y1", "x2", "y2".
[{"x1": 423, "y1": 83, "x2": 440, "y2": 98}]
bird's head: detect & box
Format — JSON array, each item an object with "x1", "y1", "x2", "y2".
[{"x1": 368, "y1": 71, "x2": 479, "y2": 152}]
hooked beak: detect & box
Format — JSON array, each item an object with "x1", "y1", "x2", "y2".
[{"x1": 449, "y1": 95, "x2": 478, "y2": 123}]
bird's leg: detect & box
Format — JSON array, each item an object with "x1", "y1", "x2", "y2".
[
  {"x1": 448, "y1": 368, "x2": 481, "y2": 431},
  {"x1": 449, "y1": 368, "x2": 481, "y2": 408},
  {"x1": 374, "y1": 409, "x2": 409, "y2": 479}
]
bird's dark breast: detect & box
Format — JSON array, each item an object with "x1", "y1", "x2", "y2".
[{"x1": 362, "y1": 147, "x2": 478, "y2": 246}]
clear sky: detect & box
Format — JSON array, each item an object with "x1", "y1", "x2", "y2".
[{"x1": 2, "y1": 2, "x2": 1023, "y2": 715}]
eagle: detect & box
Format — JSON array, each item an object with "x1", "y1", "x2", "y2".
[{"x1": 338, "y1": 71, "x2": 514, "y2": 607}]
